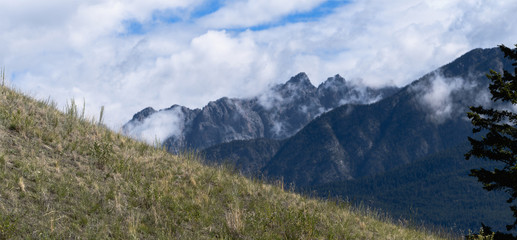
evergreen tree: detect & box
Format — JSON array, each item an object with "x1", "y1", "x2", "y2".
[{"x1": 466, "y1": 44, "x2": 517, "y2": 239}]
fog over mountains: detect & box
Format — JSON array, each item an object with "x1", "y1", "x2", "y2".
[{"x1": 123, "y1": 73, "x2": 399, "y2": 150}]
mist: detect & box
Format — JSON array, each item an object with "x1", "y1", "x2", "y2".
[
  {"x1": 413, "y1": 72, "x2": 478, "y2": 124},
  {"x1": 124, "y1": 107, "x2": 185, "y2": 145}
]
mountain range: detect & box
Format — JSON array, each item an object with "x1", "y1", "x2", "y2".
[
  {"x1": 123, "y1": 73, "x2": 399, "y2": 150},
  {"x1": 123, "y1": 46, "x2": 515, "y2": 233},
  {"x1": 204, "y1": 47, "x2": 512, "y2": 185},
  {"x1": 201, "y1": 47, "x2": 515, "y2": 232}
]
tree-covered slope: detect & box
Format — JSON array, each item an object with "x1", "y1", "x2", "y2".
[
  {"x1": 0, "y1": 83, "x2": 441, "y2": 239},
  {"x1": 314, "y1": 144, "x2": 512, "y2": 233},
  {"x1": 202, "y1": 138, "x2": 284, "y2": 176},
  {"x1": 264, "y1": 47, "x2": 513, "y2": 187}
]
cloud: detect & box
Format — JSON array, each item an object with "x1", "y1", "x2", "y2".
[
  {"x1": 413, "y1": 72, "x2": 477, "y2": 124},
  {"x1": 271, "y1": 121, "x2": 285, "y2": 136},
  {"x1": 257, "y1": 89, "x2": 284, "y2": 110},
  {"x1": 1, "y1": 0, "x2": 517, "y2": 131},
  {"x1": 124, "y1": 107, "x2": 185, "y2": 145},
  {"x1": 198, "y1": 0, "x2": 327, "y2": 28},
  {"x1": 247, "y1": 0, "x2": 517, "y2": 88}
]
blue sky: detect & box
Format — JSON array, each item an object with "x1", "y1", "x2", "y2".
[
  {"x1": 123, "y1": 0, "x2": 350, "y2": 34},
  {"x1": 1, "y1": 0, "x2": 517, "y2": 129}
]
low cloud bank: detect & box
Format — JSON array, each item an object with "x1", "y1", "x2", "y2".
[
  {"x1": 413, "y1": 72, "x2": 480, "y2": 124},
  {"x1": 124, "y1": 107, "x2": 185, "y2": 145}
]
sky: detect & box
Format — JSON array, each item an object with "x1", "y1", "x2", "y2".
[{"x1": 1, "y1": 0, "x2": 517, "y2": 130}]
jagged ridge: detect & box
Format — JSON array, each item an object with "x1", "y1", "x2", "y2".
[{"x1": 123, "y1": 73, "x2": 399, "y2": 151}]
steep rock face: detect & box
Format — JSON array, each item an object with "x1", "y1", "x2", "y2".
[
  {"x1": 317, "y1": 75, "x2": 390, "y2": 108},
  {"x1": 123, "y1": 72, "x2": 399, "y2": 150},
  {"x1": 256, "y1": 73, "x2": 322, "y2": 139},
  {"x1": 187, "y1": 98, "x2": 264, "y2": 148},
  {"x1": 130, "y1": 107, "x2": 156, "y2": 123}
]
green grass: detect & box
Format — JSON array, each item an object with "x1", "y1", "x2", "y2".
[{"x1": 0, "y1": 80, "x2": 448, "y2": 239}]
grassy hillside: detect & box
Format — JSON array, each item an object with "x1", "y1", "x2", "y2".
[{"x1": 0, "y1": 83, "x2": 445, "y2": 239}]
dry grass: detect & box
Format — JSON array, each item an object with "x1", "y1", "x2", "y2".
[{"x1": 0, "y1": 78, "x2": 448, "y2": 239}]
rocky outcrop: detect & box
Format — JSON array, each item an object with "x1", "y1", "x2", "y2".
[{"x1": 123, "y1": 73, "x2": 399, "y2": 151}]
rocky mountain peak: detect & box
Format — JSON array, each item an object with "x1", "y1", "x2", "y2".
[
  {"x1": 283, "y1": 72, "x2": 315, "y2": 89},
  {"x1": 123, "y1": 72, "x2": 399, "y2": 151},
  {"x1": 129, "y1": 107, "x2": 156, "y2": 123},
  {"x1": 287, "y1": 72, "x2": 310, "y2": 83},
  {"x1": 318, "y1": 74, "x2": 347, "y2": 90}
]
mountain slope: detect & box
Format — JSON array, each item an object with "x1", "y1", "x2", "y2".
[
  {"x1": 0, "y1": 84, "x2": 440, "y2": 238},
  {"x1": 201, "y1": 47, "x2": 515, "y2": 233},
  {"x1": 264, "y1": 47, "x2": 512, "y2": 187},
  {"x1": 201, "y1": 138, "x2": 284, "y2": 176},
  {"x1": 203, "y1": 47, "x2": 512, "y2": 187},
  {"x1": 314, "y1": 144, "x2": 512, "y2": 233},
  {"x1": 123, "y1": 73, "x2": 399, "y2": 151}
]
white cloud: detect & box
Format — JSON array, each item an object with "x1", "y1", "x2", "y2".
[
  {"x1": 124, "y1": 107, "x2": 185, "y2": 145},
  {"x1": 198, "y1": 0, "x2": 326, "y2": 28},
  {"x1": 1, "y1": 0, "x2": 517, "y2": 131},
  {"x1": 413, "y1": 72, "x2": 477, "y2": 124}
]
